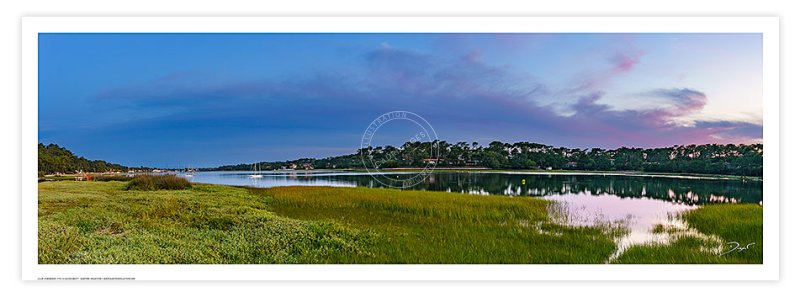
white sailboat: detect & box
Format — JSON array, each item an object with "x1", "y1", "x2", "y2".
[
  {"x1": 248, "y1": 162, "x2": 263, "y2": 178},
  {"x1": 184, "y1": 165, "x2": 194, "y2": 177}
]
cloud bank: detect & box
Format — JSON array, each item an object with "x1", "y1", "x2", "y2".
[{"x1": 87, "y1": 44, "x2": 762, "y2": 153}]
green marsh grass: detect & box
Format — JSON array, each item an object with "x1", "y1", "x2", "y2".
[
  {"x1": 39, "y1": 181, "x2": 618, "y2": 264},
  {"x1": 39, "y1": 181, "x2": 375, "y2": 264},
  {"x1": 125, "y1": 175, "x2": 191, "y2": 191},
  {"x1": 613, "y1": 204, "x2": 762, "y2": 264},
  {"x1": 39, "y1": 181, "x2": 760, "y2": 264},
  {"x1": 255, "y1": 186, "x2": 619, "y2": 263},
  {"x1": 92, "y1": 175, "x2": 135, "y2": 182}
]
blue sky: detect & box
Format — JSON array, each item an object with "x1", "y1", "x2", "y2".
[{"x1": 38, "y1": 33, "x2": 763, "y2": 167}]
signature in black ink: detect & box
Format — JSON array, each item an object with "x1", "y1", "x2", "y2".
[{"x1": 719, "y1": 241, "x2": 756, "y2": 256}]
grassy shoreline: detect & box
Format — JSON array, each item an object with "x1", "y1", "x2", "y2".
[
  {"x1": 337, "y1": 168, "x2": 762, "y2": 181},
  {"x1": 38, "y1": 181, "x2": 762, "y2": 264},
  {"x1": 41, "y1": 169, "x2": 762, "y2": 182},
  {"x1": 613, "y1": 204, "x2": 762, "y2": 264}
]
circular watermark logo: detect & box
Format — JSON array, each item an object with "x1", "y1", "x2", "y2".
[{"x1": 360, "y1": 111, "x2": 439, "y2": 188}]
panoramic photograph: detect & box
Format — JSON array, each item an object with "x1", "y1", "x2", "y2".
[{"x1": 37, "y1": 32, "x2": 763, "y2": 264}]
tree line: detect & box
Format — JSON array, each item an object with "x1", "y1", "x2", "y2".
[
  {"x1": 206, "y1": 141, "x2": 763, "y2": 177},
  {"x1": 38, "y1": 143, "x2": 128, "y2": 175}
]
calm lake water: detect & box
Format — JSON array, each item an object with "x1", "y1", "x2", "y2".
[{"x1": 181, "y1": 170, "x2": 762, "y2": 258}]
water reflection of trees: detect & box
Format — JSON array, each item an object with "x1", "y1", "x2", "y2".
[{"x1": 292, "y1": 173, "x2": 762, "y2": 205}]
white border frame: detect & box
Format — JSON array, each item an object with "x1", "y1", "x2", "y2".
[{"x1": 21, "y1": 16, "x2": 779, "y2": 281}]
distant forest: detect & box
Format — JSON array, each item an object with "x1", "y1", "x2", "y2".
[
  {"x1": 39, "y1": 141, "x2": 764, "y2": 177},
  {"x1": 206, "y1": 141, "x2": 763, "y2": 177},
  {"x1": 38, "y1": 143, "x2": 130, "y2": 175}
]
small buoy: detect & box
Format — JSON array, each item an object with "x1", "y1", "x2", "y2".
[{"x1": 521, "y1": 179, "x2": 526, "y2": 185}]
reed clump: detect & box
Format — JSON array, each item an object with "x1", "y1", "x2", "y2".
[
  {"x1": 125, "y1": 175, "x2": 191, "y2": 191},
  {"x1": 92, "y1": 175, "x2": 135, "y2": 182}
]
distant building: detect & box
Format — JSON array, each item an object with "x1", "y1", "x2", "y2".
[{"x1": 423, "y1": 158, "x2": 443, "y2": 164}]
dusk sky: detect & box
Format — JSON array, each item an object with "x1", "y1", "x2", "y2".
[{"x1": 38, "y1": 33, "x2": 763, "y2": 167}]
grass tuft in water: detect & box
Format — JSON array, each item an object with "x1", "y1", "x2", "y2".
[{"x1": 613, "y1": 204, "x2": 762, "y2": 264}]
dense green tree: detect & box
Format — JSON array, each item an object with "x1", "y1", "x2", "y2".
[
  {"x1": 38, "y1": 143, "x2": 128, "y2": 175},
  {"x1": 200, "y1": 141, "x2": 764, "y2": 177}
]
